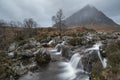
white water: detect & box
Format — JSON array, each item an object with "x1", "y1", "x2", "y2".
[
  {"x1": 103, "y1": 58, "x2": 107, "y2": 68},
  {"x1": 48, "y1": 40, "x2": 54, "y2": 45},
  {"x1": 49, "y1": 47, "x2": 62, "y2": 55},
  {"x1": 61, "y1": 41, "x2": 66, "y2": 45},
  {"x1": 86, "y1": 42, "x2": 102, "y2": 51},
  {"x1": 97, "y1": 50, "x2": 105, "y2": 68},
  {"x1": 58, "y1": 53, "x2": 89, "y2": 80},
  {"x1": 85, "y1": 42, "x2": 107, "y2": 68},
  {"x1": 58, "y1": 62, "x2": 78, "y2": 80},
  {"x1": 49, "y1": 41, "x2": 65, "y2": 55},
  {"x1": 55, "y1": 50, "x2": 62, "y2": 55},
  {"x1": 69, "y1": 53, "x2": 83, "y2": 69}
]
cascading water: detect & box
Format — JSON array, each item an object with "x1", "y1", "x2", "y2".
[
  {"x1": 97, "y1": 50, "x2": 106, "y2": 68},
  {"x1": 58, "y1": 53, "x2": 89, "y2": 80},
  {"x1": 85, "y1": 42, "x2": 107, "y2": 68},
  {"x1": 19, "y1": 41, "x2": 91, "y2": 80},
  {"x1": 49, "y1": 41, "x2": 65, "y2": 55},
  {"x1": 69, "y1": 53, "x2": 83, "y2": 69},
  {"x1": 103, "y1": 58, "x2": 107, "y2": 68}
]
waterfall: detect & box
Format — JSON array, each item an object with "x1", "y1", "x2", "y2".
[
  {"x1": 85, "y1": 42, "x2": 107, "y2": 68},
  {"x1": 50, "y1": 41, "x2": 65, "y2": 55},
  {"x1": 97, "y1": 50, "x2": 105, "y2": 68},
  {"x1": 103, "y1": 58, "x2": 107, "y2": 68},
  {"x1": 69, "y1": 53, "x2": 83, "y2": 69},
  {"x1": 58, "y1": 53, "x2": 86, "y2": 80},
  {"x1": 85, "y1": 42, "x2": 102, "y2": 51}
]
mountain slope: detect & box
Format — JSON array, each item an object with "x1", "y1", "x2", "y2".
[{"x1": 65, "y1": 5, "x2": 118, "y2": 27}]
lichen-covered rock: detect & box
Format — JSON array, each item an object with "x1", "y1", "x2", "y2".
[{"x1": 35, "y1": 49, "x2": 51, "y2": 66}]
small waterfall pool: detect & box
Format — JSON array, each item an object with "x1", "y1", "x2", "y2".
[
  {"x1": 19, "y1": 61, "x2": 89, "y2": 80},
  {"x1": 19, "y1": 53, "x2": 89, "y2": 80}
]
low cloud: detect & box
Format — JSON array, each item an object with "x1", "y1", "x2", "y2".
[{"x1": 0, "y1": 0, "x2": 120, "y2": 27}]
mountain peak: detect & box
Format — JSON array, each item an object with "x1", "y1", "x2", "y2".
[
  {"x1": 84, "y1": 4, "x2": 93, "y2": 8},
  {"x1": 81, "y1": 5, "x2": 98, "y2": 12},
  {"x1": 65, "y1": 5, "x2": 117, "y2": 26}
]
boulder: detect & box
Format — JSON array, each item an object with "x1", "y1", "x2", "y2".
[
  {"x1": 35, "y1": 49, "x2": 51, "y2": 66},
  {"x1": 61, "y1": 45, "x2": 73, "y2": 59}
]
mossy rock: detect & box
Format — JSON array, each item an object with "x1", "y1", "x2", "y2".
[{"x1": 35, "y1": 50, "x2": 51, "y2": 66}]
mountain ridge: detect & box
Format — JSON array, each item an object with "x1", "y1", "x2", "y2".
[{"x1": 65, "y1": 5, "x2": 118, "y2": 27}]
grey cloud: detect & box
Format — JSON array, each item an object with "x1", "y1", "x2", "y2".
[{"x1": 0, "y1": 0, "x2": 120, "y2": 27}]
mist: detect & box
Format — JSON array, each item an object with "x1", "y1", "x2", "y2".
[{"x1": 0, "y1": 0, "x2": 120, "y2": 27}]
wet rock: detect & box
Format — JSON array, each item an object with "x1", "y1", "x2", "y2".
[
  {"x1": 55, "y1": 44, "x2": 62, "y2": 52},
  {"x1": 82, "y1": 51, "x2": 99, "y2": 72},
  {"x1": 61, "y1": 45, "x2": 73, "y2": 59}
]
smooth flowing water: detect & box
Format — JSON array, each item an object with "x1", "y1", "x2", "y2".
[
  {"x1": 69, "y1": 53, "x2": 83, "y2": 69},
  {"x1": 58, "y1": 53, "x2": 88, "y2": 80},
  {"x1": 19, "y1": 52, "x2": 89, "y2": 80},
  {"x1": 19, "y1": 42, "x2": 107, "y2": 80}
]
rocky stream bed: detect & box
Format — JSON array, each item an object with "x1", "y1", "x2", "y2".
[{"x1": 0, "y1": 32, "x2": 120, "y2": 80}]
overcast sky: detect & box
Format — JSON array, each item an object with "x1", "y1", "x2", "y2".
[{"x1": 0, "y1": 0, "x2": 120, "y2": 27}]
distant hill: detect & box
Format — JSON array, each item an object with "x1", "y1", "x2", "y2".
[{"x1": 65, "y1": 5, "x2": 118, "y2": 27}]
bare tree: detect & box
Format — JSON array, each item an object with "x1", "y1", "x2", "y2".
[
  {"x1": 52, "y1": 9, "x2": 65, "y2": 36},
  {"x1": 24, "y1": 18, "x2": 37, "y2": 28},
  {"x1": 23, "y1": 18, "x2": 38, "y2": 37}
]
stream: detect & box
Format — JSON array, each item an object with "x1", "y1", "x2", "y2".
[{"x1": 19, "y1": 42, "x2": 107, "y2": 80}]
